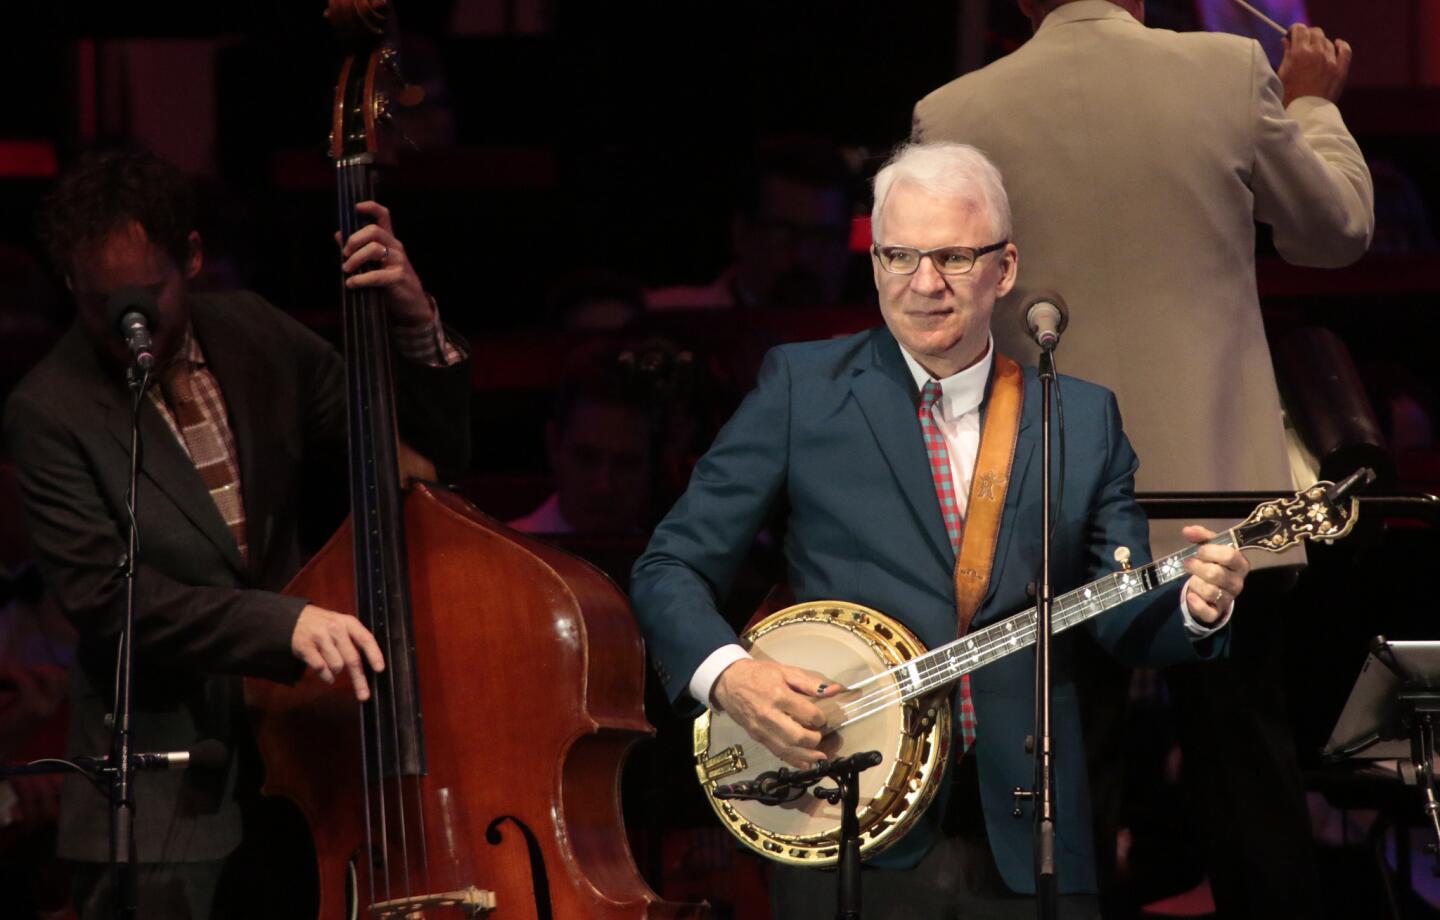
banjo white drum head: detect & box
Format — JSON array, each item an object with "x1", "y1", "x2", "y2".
[{"x1": 694, "y1": 601, "x2": 950, "y2": 866}]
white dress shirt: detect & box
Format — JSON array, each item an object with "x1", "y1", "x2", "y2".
[{"x1": 686, "y1": 337, "x2": 1225, "y2": 708}]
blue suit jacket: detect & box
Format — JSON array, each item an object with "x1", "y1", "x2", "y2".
[{"x1": 630, "y1": 326, "x2": 1226, "y2": 894}]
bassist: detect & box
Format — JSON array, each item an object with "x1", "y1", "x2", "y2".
[{"x1": 4, "y1": 149, "x2": 468, "y2": 919}]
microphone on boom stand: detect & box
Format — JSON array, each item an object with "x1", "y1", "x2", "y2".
[{"x1": 1014, "y1": 290, "x2": 1070, "y2": 920}]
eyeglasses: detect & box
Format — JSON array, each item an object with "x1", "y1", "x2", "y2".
[{"x1": 871, "y1": 240, "x2": 1009, "y2": 276}]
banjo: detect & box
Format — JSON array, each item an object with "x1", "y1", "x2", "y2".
[{"x1": 693, "y1": 475, "x2": 1368, "y2": 867}]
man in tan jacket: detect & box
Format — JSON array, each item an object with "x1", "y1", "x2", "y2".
[{"x1": 913, "y1": 2, "x2": 1372, "y2": 917}]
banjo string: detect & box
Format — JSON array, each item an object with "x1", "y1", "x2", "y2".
[{"x1": 834, "y1": 541, "x2": 1215, "y2": 726}]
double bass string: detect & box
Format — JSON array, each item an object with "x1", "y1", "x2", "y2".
[
  {"x1": 365, "y1": 160, "x2": 416, "y2": 904},
  {"x1": 346, "y1": 151, "x2": 432, "y2": 901},
  {"x1": 339, "y1": 158, "x2": 384, "y2": 908},
  {"x1": 344, "y1": 155, "x2": 415, "y2": 904},
  {"x1": 366, "y1": 144, "x2": 431, "y2": 893}
]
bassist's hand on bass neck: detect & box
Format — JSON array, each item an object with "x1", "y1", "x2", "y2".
[{"x1": 337, "y1": 200, "x2": 434, "y2": 327}]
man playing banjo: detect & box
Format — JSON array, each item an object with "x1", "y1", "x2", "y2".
[{"x1": 630, "y1": 142, "x2": 1250, "y2": 918}]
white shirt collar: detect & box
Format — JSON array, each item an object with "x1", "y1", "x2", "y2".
[{"x1": 899, "y1": 336, "x2": 994, "y2": 421}]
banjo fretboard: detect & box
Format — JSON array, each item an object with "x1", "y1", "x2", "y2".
[{"x1": 837, "y1": 533, "x2": 1236, "y2": 726}]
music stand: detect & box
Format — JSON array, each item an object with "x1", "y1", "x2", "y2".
[{"x1": 1324, "y1": 637, "x2": 1440, "y2": 877}]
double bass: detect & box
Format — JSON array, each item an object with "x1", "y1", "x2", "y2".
[{"x1": 245, "y1": 3, "x2": 705, "y2": 917}]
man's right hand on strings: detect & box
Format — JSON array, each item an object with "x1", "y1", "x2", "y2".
[{"x1": 711, "y1": 658, "x2": 842, "y2": 768}]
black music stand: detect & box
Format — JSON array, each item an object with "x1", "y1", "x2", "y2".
[{"x1": 1324, "y1": 638, "x2": 1440, "y2": 880}]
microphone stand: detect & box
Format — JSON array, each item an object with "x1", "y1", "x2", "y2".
[
  {"x1": 110, "y1": 360, "x2": 151, "y2": 920},
  {"x1": 1013, "y1": 344, "x2": 1060, "y2": 919},
  {"x1": 813, "y1": 754, "x2": 876, "y2": 920},
  {"x1": 0, "y1": 359, "x2": 152, "y2": 918},
  {"x1": 0, "y1": 323, "x2": 211, "y2": 918},
  {"x1": 712, "y1": 751, "x2": 883, "y2": 919}
]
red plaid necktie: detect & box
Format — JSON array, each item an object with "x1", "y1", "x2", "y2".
[
  {"x1": 160, "y1": 363, "x2": 249, "y2": 563},
  {"x1": 919, "y1": 380, "x2": 977, "y2": 750}
]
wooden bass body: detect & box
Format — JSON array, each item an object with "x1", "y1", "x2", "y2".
[{"x1": 248, "y1": 484, "x2": 703, "y2": 919}]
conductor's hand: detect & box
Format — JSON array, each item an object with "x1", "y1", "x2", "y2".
[
  {"x1": 291, "y1": 605, "x2": 386, "y2": 701},
  {"x1": 338, "y1": 201, "x2": 434, "y2": 328},
  {"x1": 1278, "y1": 23, "x2": 1352, "y2": 106},
  {"x1": 711, "y1": 659, "x2": 842, "y2": 769},
  {"x1": 1180, "y1": 525, "x2": 1250, "y2": 626}
]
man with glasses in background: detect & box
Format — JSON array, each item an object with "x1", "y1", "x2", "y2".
[
  {"x1": 631, "y1": 141, "x2": 1249, "y2": 918},
  {"x1": 646, "y1": 135, "x2": 856, "y2": 312}
]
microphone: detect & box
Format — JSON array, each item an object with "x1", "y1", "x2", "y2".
[
  {"x1": 1022, "y1": 292, "x2": 1069, "y2": 351},
  {"x1": 136, "y1": 739, "x2": 229, "y2": 772},
  {"x1": 74, "y1": 739, "x2": 229, "y2": 774},
  {"x1": 105, "y1": 286, "x2": 159, "y2": 371}
]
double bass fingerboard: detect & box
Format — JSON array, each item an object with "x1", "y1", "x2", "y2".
[{"x1": 338, "y1": 152, "x2": 426, "y2": 778}]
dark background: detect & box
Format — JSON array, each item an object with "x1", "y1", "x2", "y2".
[{"x1": 1, "y1": 1, "x2": 1438, "y2": 917}]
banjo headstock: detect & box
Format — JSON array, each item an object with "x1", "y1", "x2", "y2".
[{"x1": 1233, "y1": 467, "x2": 1376, "y2": 553}]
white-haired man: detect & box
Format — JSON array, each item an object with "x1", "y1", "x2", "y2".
[
  {"x1": 913, "y1": 3, "x2": 1373, "y2": 915},
  {"x1": 631, "y1": 142, "x2": 1249, "y2": 918}
]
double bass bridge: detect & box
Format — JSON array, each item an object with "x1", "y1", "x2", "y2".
[{"x1": 369, "y1": 885, "x2": 497, "y2": 918}]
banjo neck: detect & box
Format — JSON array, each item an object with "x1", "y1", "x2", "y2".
[
  {"x1": 837, "y1": 532, "x2": 1235, "y2": 727},
  {"x1": 837, "y1": 464, "x2": 1374, "y2": 727}
]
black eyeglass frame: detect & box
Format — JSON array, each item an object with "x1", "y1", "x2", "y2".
[{"x1": 870, "y1": 239, "x2": 1010, "y2": 276}]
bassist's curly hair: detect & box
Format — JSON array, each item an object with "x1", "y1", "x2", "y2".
[{"x1": 36, "y1": 147, "x2": 195, "y2": 278}]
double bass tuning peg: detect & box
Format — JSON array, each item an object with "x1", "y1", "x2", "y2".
[
  {"x1": 378, "y1": 48, "x2": 427, "y2": 109},
  {"x1": 370, "y1": 94, "x2": 422, "y2": 152}
]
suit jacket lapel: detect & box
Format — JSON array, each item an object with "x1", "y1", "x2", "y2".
[
  {"x1": 849, "y1": 329, "x2": 953, "y2": 565},
  {"x1": 101, "y1": 375, "x2": 247, "y2": 578}
]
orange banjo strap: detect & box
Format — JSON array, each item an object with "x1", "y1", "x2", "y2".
[{"x1": 954, "y1": 353, "x2": 1024, "y2": 635}]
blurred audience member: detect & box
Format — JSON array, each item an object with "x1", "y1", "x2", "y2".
[
  {"x1": 545, "y1": 268, "x2": 646, "y2": 332},
  {"x1": 647, "y1": 135, "x2": 856, "y2": 311},
  {"x1": 510, "y1": 349, "x2": 656, "y2": 535},
  {"x1": 0, "y1": 246, "x2": 62, "y2": 335},
  {"x1": 0, "y1": 463, "x2": 76, "y2": 917},
  {"x1": 0, "y1": 246, "x2": 64, "y2": 400}
]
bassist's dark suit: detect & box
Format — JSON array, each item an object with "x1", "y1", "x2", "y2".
[{"x1": 3, "y1": 291, "x2": 469, "y2": 864}]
